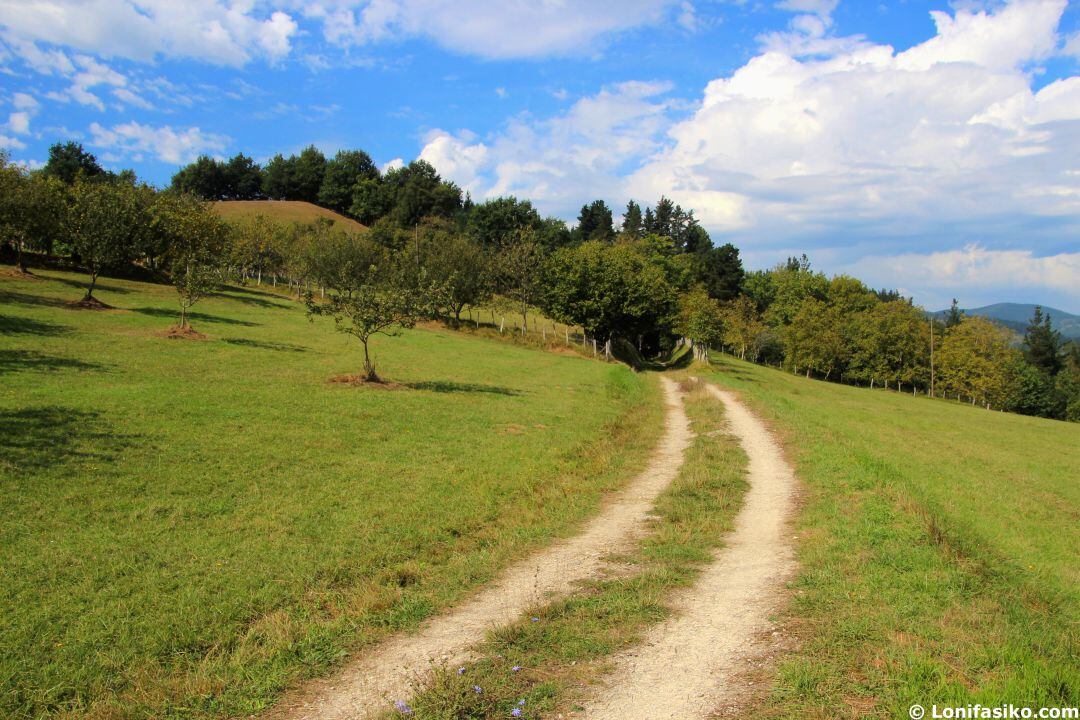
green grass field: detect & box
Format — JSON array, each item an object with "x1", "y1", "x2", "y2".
[
  {"x1": 212, "y1": 200, "x2": 367, "y2": 232},
  {"x1": 0, "y1": 268, "x2": 660, "y2": 720},
  {"x1": 704, "y1": 354, "x2": 1080, "y2": 717}
]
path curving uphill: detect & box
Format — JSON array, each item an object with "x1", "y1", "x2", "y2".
[
  {"x1": 270, "y1": 376, "x2": 692, "y2": 720},
  {"x1": 579, "y1": 382, "x2": 798, "y2": 719}
]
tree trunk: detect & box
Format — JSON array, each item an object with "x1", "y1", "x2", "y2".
[
  {"x1": 362, "y1": 339, "x2": 378, "y2": 382},
  {"x1": 16, "y1": 239, "x2": 28, "y2": 274},
  {"x1": 84, "y1": 272, "x2": 99, "y2": 301}
]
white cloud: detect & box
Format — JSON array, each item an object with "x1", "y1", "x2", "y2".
[
  {"x1": 88, "y1": 121, "x2": 229, "y2": 164},
  {"x1": 0, "y1": 0, "x2": 298, "y2": 67},
  {"x1": 302, "y1": 0, "x2": 677, "y2": 59},
  {"x1": 381, "y1": 157, "x2": 404, "y2": 173},
  {"x1": 0, "y1": 133, "x2": 26, "y2": 149},
  {"x1": 12, "y1": 92, "x2": 39, "y2": 111},
  {"x1": 628, "y1": 0, "x2": 1080, "y2": 246},
  {"x1": 845, "y1": 245, "x2": 1080, "y2": 308},
  {"x1": 418, "y1": 80, "x2": 676, "y2": 209},
  {"x1": 7, "y1": 111, "x2": 30, "y2": 134}
]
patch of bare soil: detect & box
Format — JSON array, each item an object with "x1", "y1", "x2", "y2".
[
  {"x1": 267, "y1": 377, "x2": 691, "y2": 720},
  {"x1": 327, "y1": 374, "x2": 404, "y2": 389},
  {"x1": 161, "y1": 325, "x2": 207, "y2": 340},
  {"x1": 1, "y1": 268, "x2": 37, "y2": 280},
  {"x1": 576, "y1": 383, "x2": 798, "y2": 720},
  {"x1": 67, "y1": 296, "x2": 114, "y2": 310}
]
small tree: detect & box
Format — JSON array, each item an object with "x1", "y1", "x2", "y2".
[
  {"x1": 65, "y1": 179, "x2": 154, "y2": 303},
  {"x1": 676, "y1": 287, "x2": 724, "y2": 361},
  {"x1": 0, "y1": 158, "x2": 66, "y2": 273},
  {"x1": 496, "y1": 232, "x2": 545, "y2": 332},
  {"x1": 156, "y1": 193, "x2": 230, "y2": 331},
  {"x1": 721, "y1": 294, "x2": 766, "y2": 360},
  {"x1": 306, "y1": 234, "x2": 433, "y2": 382}
]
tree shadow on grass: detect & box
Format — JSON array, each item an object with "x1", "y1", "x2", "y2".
[
  {"x1": 0, "y1": 349, "x2": 108, "y2": 374},
  {"x1": 221, "y1": 337, "x2": 307, "y2": 352},
  {"x1": 0, "y1": 406, "x2": 134, "y2": 475},
  {"x1": 129, "y1": 307, "x2": 259, "y2": 326},
  {"x1": 48, "y1": 275, "x2": 133, "y2": 295},
  {"x1": 215, "y1": 288, "x2": 294, "y2": 310},
  {"x1": 0, "y1": 314, "x2": 72, "y2": 337},
  {"x1": 404, "y1": 380, "x2": 523, "y2": 396},
  {"x1": 0, "y1": 289, "x2": 70, "y2": 309}
]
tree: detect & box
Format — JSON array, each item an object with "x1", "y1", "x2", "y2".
[
  {"x1": 676, "y1": 287, "x2": 724, "y2": 359},
  {"x1": 0, "y1": 159, "x2": 66, "y2": 272},
  {"x1": 577, "y1": 199, "x2": 614, "y2": 242},
  {"x1": 622, "y1": 200, "x2": 643, "y2": 238},
  {"x1": 1023, "y1": 306, "x2": 1063, "y2": 376},
  {"x1": 495, "y1": 232, "x2": 545, "y2": 332},
  {"x1": 788, "y1": 298, "x2": 848, "y2": 380},
  {"x1": 765, "y1": 262, "x2": 828, "y2": 327},
  {"x1": 721, "y1": 295, "x2": 765, "y2": 360},
  {"x1": 944, "y1": 298, "x2": 964, "y2": 328},
  {"x1": 262, "y1": 154, "x2": 295, "y2": 200},
  {"x1": 407, "y1": 217, "x2": 491, "y2": 322},
  {"x1": 65, "y1": 179, "x2": 155, "y2": 303},
  {"x1": 466, "y1": 196, "x2": 543, "y2": 249},
  {"x1": 292, "y1": 145, "x2": 327, "y2": 203},
  {"x1": 386, "y1": 160, "x2": 461, "y2": 227},
  {"x1": 305, "y1": 234, "x2": 431, "y2": 382},
  {"x1": 692, "y1": 243, "x2": 744, "y2": 301},
  {"x1": 155, "y1": 194, "x2": 230, "y2": 331},
  {"x1": 319, "y1": 149, "x2": 377, "y2": 214},
  {"x1": 170, "y1": 155, "x2": 226, "y2": 200},
  {"x1": 223, "y1": 153, "x2": 263, "y2": 199},
  {"x1": 937, "y1": 316, "x2": 1016, "y2": 408},
  {"x1": 849, "y1": 300, "x2": 929, "y2": 390},
  {"x1": 543, "y1": 239, "x2": 680, "y2": 346},
  {"x1": 350, "y1": 177, "x2": 394, "y2": 225},
  {"x1": 42, "y1": 141, "x2": 104, "y2": 184}
]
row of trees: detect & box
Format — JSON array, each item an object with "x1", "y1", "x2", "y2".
[
  {"x1": 1, "y1": 150, "x2": 229, "y2": 330},
  {"x1": 670, "y1": 255, "x2": 1080, "y2": 421},
  {"x1": 5, "y1": 142, "x2": 1077, "y2": 421}
]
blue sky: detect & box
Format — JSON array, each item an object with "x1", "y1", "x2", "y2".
[{"x1": 2, "y1": 0, "x2": 1079, "y2": 312}]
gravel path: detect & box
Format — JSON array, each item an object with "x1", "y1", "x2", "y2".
[{"x1": 579, "y1": 383, "x2": 798, "y2": 719}]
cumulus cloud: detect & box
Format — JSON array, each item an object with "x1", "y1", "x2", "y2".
[
  {"x1": 628, "y1": 0, "x2": 1080, "y2": 249},
  {"x1": 300, "y1": 0, "x2": 677, "y2": 59},
  {"x1": 418, "y1": 80, "x2": 676, "y2": 209},
  {"x1": 87, "y1": 121, "x2": 229, "y2": 164},
  {"x1": 0, "y1": 0, "x2": 298, "y2": 67},
  {"x1": 412, "y1": 0, "x2": 1080, "y2": 306}
]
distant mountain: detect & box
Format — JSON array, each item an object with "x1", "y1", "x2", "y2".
[{"x1": 930, "y1": 303, "x2": 1080, "y2": 340}]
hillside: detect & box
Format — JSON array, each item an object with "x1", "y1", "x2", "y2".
[
  {"x1": 931, "y1": 302, "x2": 1080, "y2": 339},
  {"x1": 0, "y1": 268, "x2": 657, "y2": 719},
  {"x1": 213, "y1": 200, "x2": 367, "y2": 233},
  {"x1": 704, "y1": 354, "x2": 1079, "y2": 716}
]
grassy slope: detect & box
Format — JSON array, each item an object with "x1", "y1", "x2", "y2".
[
  {"x1": 705, "y1": 355, "x2": 1079, "y2": 717},
  {"x1": 213, "y1": 200, "x2": 367, "y2": 233},
  {"x1": 0, "y1": 268, "x2": 660, "y2": 720}
]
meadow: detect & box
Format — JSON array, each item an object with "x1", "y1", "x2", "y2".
[
  {"x1": 0, "y1": 268, "x2": 660, "y2": 720},
  {"x1": 704, "y1": 354, "x2": 1079, "y2": 717},
  {"x1": 212, "y1": 200, "x2": 367, "y2": 232}
]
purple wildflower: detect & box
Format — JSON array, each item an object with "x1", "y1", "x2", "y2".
[
  {"x1": 393, "y1": 699, "x2": 413, "y2": 715},
  {"x1": 517, "y1": 699, "x2": 526, "y2": 706},
  {"x1": 473, "y1": 685, "x2": 483, "y2": 694},
  {"x1": 530, "y1": 617, "x2": 539, "y2": 622},
  {"x1": 511, "y1": 709, "x2": 522, "y2": 717},
  {"x1": 511, "y1": 665, "x2": 522, "y2": 672},
  {"x1": 457, "y1": 666, "x2": 466, "y2": 675}
]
